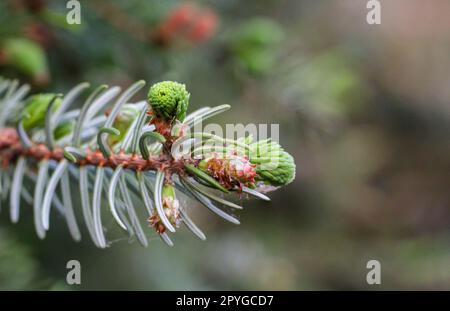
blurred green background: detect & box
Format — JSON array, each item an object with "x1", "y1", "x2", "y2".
[{"x1": 1, "y1": 0, "x2": 450, "y2": 290}]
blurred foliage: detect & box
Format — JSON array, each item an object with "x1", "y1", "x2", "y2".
[
  {"x1": 0, "y1": 38, "x2": 49, "y2": 84},
  {"x1": 228, "y1": 17, "x2": 284, "y2": 75},
  {"x1": 0, "y1": 228, "x2": 68, "y2": 290},
  {"x1": 282, "y1": 50, "x2": 368, "y2": 115},
  {"x1": 0, "y1": 228, "x2": 38, "y2": 290},
  {"x1": 1, "y1": 0, "x2": 450, "y2": 290}
]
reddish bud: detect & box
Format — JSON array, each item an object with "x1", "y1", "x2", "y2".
[{"x1": 187, "y1": 10, "x2": 218, "y2": 43}]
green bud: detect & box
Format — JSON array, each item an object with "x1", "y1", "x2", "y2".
[
  {"x1": 250, "y1": 139, "x2": 295, "y2": 186},
  {"x1": 2, "y1": 38, "x2": 49, "y2": 83},
  {"x1": 22, "y1": 94, "x2": 61, "y2": 130},
  {"x1": 162, "y1": 184, "x2": 181, "y2": 228},
  {"x1": 149, "y1": 183, "x2": 182, "y2": 233},
  {"x1": 147, "y1": 81, "x2": 190, "y2": 122},
  {"x1": 108, "y1": 104, "x2": 140, "y2": 146},
  {"x1": 237, "y1": 134, "x2": 254, "y2": 145},
  {"x1": 162, "y1": 184, "x2": 176, "y2": 199},
  {"x1": 54, "y1": 121, "x2": 74, "y2": 140}
]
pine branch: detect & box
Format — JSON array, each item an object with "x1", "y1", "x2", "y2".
[{"x1": 0, "y1": 77, "x2": 296, "y2": 248}]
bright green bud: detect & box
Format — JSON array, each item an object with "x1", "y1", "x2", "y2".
[
  {"x1": 147, "y1": 81, "x2": 190, "y2": 122},
  {"x1": 2, "y1": 38, "x2": 49, "y2": 83},
  {"x1": 162, "y1": 184, "x2": 176, "y2": 199},
  {"x1": 250, "y1": 139, "x2": 295, "y2": 186},
  {"x1": 108, "y1": 104, "x2": 140, "y2": 146},
  {"x1": 22, "y1": 94, "x2": 61, "y2": 130}
]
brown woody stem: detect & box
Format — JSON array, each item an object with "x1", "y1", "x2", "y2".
[{"x1": 0, "y1": 128, "x2": 189, "y2": 174}]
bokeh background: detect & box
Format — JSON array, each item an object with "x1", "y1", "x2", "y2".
[{"x1": 1, "y1": 0, "x2": 450, "y2": 290}]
